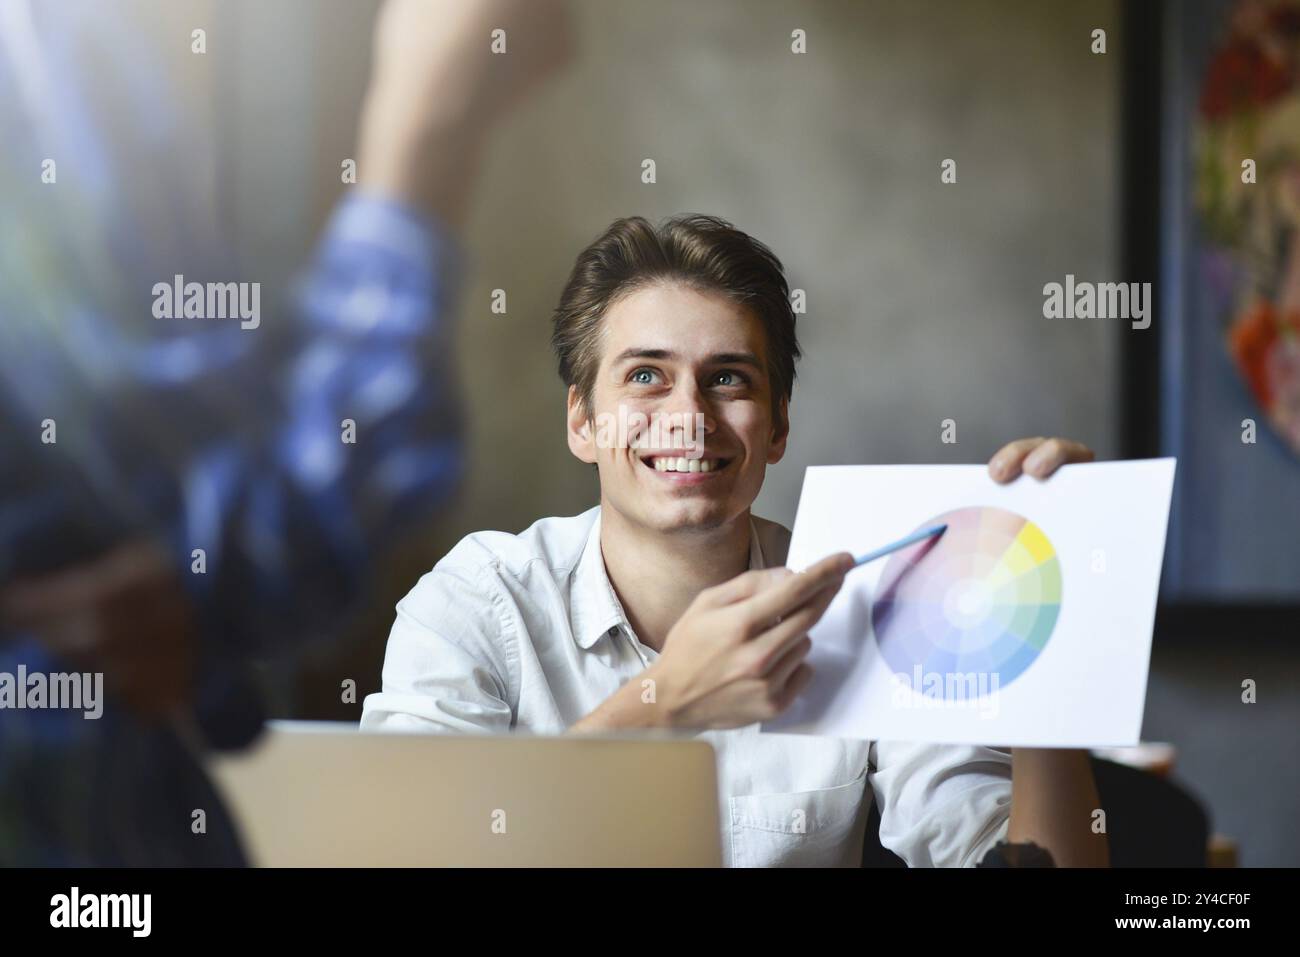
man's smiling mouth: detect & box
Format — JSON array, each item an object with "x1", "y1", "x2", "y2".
[{"x1": 639, "y1": 454, "x2": 732, "y2": 474}]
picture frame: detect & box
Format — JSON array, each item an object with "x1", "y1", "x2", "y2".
[{"x1": 1121, "y1": 0, "x2": 1300, "y2": 637}]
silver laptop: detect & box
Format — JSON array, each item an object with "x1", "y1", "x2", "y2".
[{"x1": 208, "y1": 721, "x2": 722, "y2": 867}]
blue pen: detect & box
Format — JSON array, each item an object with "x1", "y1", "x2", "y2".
[{"x1": 853, "y1": 524, "x2": 948, "y2": 567}]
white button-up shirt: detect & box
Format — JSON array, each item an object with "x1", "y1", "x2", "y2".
[{"x1": 361, "y1": 506, "x2": 1012, "y2": 867}]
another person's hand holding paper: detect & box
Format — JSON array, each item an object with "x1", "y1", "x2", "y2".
[{"x1": 987, "y1": 435, "x2": 1107, "y2": 869}]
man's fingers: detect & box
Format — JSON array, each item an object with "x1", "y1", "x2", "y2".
[
  {"x1": 988, "y1": 436, "x2": 1094, "y2": 483},
  {"x1": 1023, "y1": 437, "x2": 1094, "y2": 478},
  {"x1": 766, "y1": 634, "x2": 812, "y2": 688},
  {"x1": 772, "y1": 662, "x2": 815, "y2": 713},
  {"x1": 746, "y1": 577, "x2": 841, "y2": 667},
  {"x1": 741, "y1": 551, "x2": 853, "y2": 626},
  {"x1": 699, "y1": 567, "x2": 792, "y2": 608},
  {"x1": 987, "y1": 437, "x2": 1046, "y2": 483},
  {"x1": 24, "y1": 613, "x2": 101, "y2": 659},
  {"x1": 0, "y1": 541, "x2": 170, "y2": 626},
  {"x1": 1, "y1": 567, "x2": 105, "y2": 626},
  {"x1": 699, "y1": 550, "x2": 853, "y2": 613}
]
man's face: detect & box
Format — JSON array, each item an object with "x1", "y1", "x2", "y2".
[{"x1": 566, "y1": 281, "x2": 788, "y2": 534}]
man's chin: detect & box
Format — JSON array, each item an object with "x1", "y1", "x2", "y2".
[
  {"x1": 639, "y1": 498, "x2": 738, "y2": 534},
  {"x1": 604, "y1": 470, "x2": 760, "y2": 534}
]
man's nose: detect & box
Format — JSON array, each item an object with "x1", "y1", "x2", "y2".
[{"x1": 662, "y1": 380, "x2": 716, "y2": 436}]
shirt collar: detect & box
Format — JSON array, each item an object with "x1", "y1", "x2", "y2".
[{"x1": 571, "y1": 507, "x2": 769, "y2": 650}]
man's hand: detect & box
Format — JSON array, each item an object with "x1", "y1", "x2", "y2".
[
  {"x1": 987, "y1": 436, "x2": 1095, "y2": 483},
  {"x1": 986, "y1": 436, "x2": 1108, "y2": 865},
  {"x1": 369, "y1": 0, "x2": 574, "y2": 125},
  {"x1": 0, "y1": 541, "x2": 197, "y2": 721},
  {"x1": 358, "y1": 0, "x2": 575, "y2": 224},
  {"x1": 572, "y1": 552, "x2": 854, "y2": 733}
]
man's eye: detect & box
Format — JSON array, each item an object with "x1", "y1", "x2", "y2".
[
  {"x1": 630, "y1": 368, "x2": 657, "y2": 384},
  {"x1": 713, "y1": 370, "x2": 746, "y2": 387}
]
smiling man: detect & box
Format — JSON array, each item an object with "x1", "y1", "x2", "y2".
[{"x1": 360, "y1": 214, "x2": 1107, "y2": 868}]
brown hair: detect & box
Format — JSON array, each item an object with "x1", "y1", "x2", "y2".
[{"x1": 551, "y1": 214, "x2": 800, "y2": 423}]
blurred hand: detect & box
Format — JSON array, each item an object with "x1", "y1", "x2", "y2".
[
  {"x1": 0, "y1": 541, "x2": 197, "y2": 721},
  {"x1": 370, "y1": 0, "x2": 574, "y2": 121},
  {"x1": 359, "y1": 0, "x2": 575, "y2": 221},
  {"x1": 646, "y1": 552, "x2": 855, "y2": 730},
  {"x1": 987, "y1": 436, "x2": 1095, "y2": 483}
]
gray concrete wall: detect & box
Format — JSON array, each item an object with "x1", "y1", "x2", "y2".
[{"x1": 453, "y1": 0, "x2": 1122, "y2": 532}]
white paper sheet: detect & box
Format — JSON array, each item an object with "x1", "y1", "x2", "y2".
[{"x1": 763, "y1": 459, "x2": 1176, "y2": 747}]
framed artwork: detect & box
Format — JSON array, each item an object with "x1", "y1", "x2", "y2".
[{"x1": 1123, "y1": 0, "x2": 1300, "y2": 633}]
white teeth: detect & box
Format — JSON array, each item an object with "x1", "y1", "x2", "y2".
[{"x1": 651, "y1": 457, "x2": 719, "y2": 473}]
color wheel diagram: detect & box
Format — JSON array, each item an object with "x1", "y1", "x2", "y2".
[{"x1": 871, "y1": 506, "x2": 1062, "y2": 699}]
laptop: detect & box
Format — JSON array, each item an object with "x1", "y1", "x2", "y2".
[{"x1": 207, "y1": 721, "x2": 722, "y2": 867}]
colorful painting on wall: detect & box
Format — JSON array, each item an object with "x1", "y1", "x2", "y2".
[{"x1": 1195, "y1": 0, "x2": 1300, "y2": 455}]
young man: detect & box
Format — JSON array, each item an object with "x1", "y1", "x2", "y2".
[{"x1": 360, "y1": 215, "x2": 1107, "y2": 868}]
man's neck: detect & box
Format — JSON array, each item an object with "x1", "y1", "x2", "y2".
[{"x1": 598, "y1": 502, "x2": 753, "y2": 653}]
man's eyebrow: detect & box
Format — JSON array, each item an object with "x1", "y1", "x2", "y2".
[
  {"x1": 708, "y1": 352, "x2": 763, "y2": 369},
  {"x1": 613, "y1": 348, "x2": 677, "y2": 363},
  {"x1": 611, "y1": 348, "x2": 763, "y2": 369}
]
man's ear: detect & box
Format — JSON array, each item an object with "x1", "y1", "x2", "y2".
[
  {"x1": 767, "y1": 395, "x2": 790, "y2": 465},
  {"x1": 566, "y1": 385, "x2": 597, "y2": 464}
]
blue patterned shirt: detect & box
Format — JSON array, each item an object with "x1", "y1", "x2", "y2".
[{"x1": 0, "y1": 0, "x2": 464, "y2": 864}]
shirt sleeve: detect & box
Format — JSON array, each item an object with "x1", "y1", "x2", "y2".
[
  {"x1": 360, "y1": 552, "x2": 516, "y2": 734},
  {"x1": 177, "y1": 190, "x2": 467, "y2": 665},
  {"x1": 868, "y1": 740, "x2": 1012, "y2": 867}
]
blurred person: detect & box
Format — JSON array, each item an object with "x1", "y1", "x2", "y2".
[
  {"x1": 361, "y1": 216, "x2": 1109, "y2": 868},
  {"x1": 0, "y1": 0, "x2": 572, "y2": 864}
]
